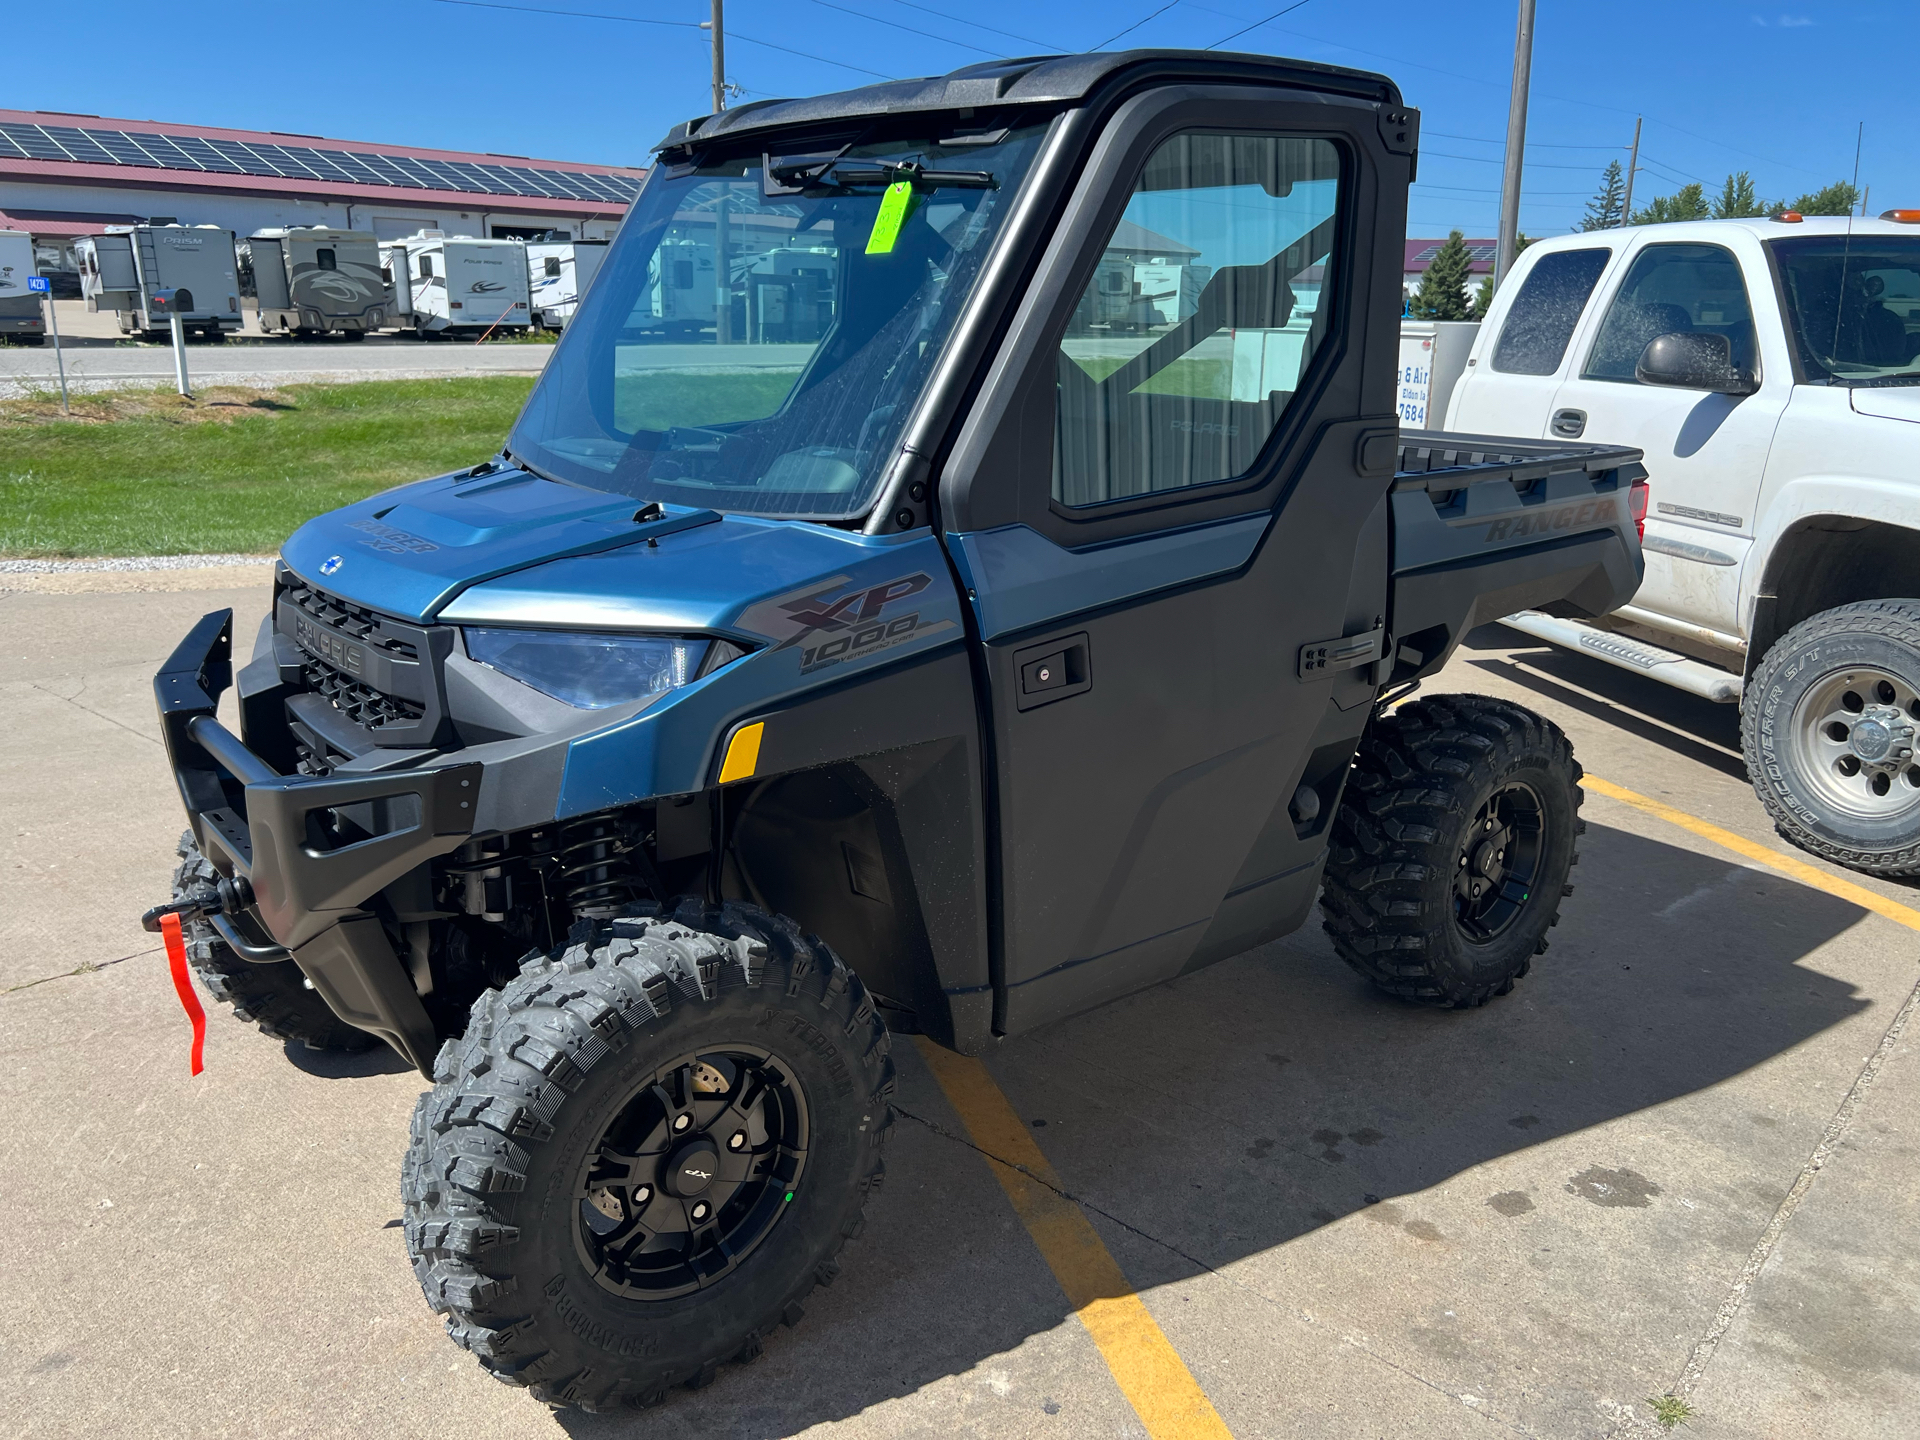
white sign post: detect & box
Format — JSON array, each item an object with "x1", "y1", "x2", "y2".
[
  {"x1": 28, "y1": 276, "x2": 68, "y2": 414},
  {"x1": 153, "y1": 289, "x2": 192, "y2": 398}
]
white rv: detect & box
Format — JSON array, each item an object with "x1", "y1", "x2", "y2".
[
  {"x1": 526, "y1": 239, "x2": 607, "y2": 330},
  {"x1": 383, "y1": 232, "x2": 531, "y2": 337},
  {"x1": 73, "y1": 224, "x2": 242, "y2": 341},
  {"x1": 247, "y1": 228, "x2": 389, "y2": 338},
  {"x1": 0, "y1": 230, "x2": 46, "y2": 345}
]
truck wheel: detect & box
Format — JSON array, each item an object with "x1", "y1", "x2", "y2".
[
  {"x1": 1320, "y1": 695, "x2": 1583, "y2": 1007},
  {"x1": 170, "y1": 831, "x2": 377, "y2": 1051},
  {"x1": 403, "y1": 901, "x2": 894, "y2": 1411},
  {"x1": 1742, "y1": 600, "x2": 1920, "y2": 876}
]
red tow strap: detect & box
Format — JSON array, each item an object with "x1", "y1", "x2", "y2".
[{"x1": 159, "y1": 912, "x2": 207, "y2": 1076}]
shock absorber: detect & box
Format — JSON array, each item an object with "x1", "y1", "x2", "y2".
[{"x1": 557, "y1": 813, "x2": 663, "y2": 918}]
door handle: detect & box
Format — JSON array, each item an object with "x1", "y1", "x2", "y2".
[
  {"x1": 1551, "y1": 407, "x2": 1587, "y2": 439},
  {"x1": 1012, "y1": 632, "x2": 1090, "y2": 711}
]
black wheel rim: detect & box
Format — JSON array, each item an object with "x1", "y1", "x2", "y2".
[
  {"x1": 1454, "y1": 782, "x2": 1545, "y2": 944},
  {"x1": 572, "y1": 1045, "x2": 809, "y2": 1301}
]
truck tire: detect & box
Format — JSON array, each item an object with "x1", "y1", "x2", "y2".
[
  {"x1": 1320, "y1": 695, "x2": 1583, "y2": 1007},
  {"x1": 403, "y1": 900, "x2": 894, "y2": 1411},
  {"x1": 1742, "y1": 600, "x2": 1920, "y2": 876},
  {"x1": 170, "y1": 831, "x2": 377, "y2": 1051}
]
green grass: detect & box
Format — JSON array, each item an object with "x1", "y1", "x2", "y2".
[
  {"x1": 0, "y1": 377, "x2": 535, "y2": 558},
  {"x1": 1066, "y1": 353, "x2": 1233, "y2": 397},
  {"x1": 615, "y1": 367, "x2": 802, "y2": 433},
  {"x1": 1646, "y1": 1395, "x2": 1694, "y2": 1430}
]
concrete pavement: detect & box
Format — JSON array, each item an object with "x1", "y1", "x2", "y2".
[{"x1": 1, "y1": 571, "x2": 1914, "y2": 1438}]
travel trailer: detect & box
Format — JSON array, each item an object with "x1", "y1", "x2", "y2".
[
  {"x1": 526, "y1": 238, "x2": 607, "y2": 329},
  {"x1": 383, "y1": 231, "x2": 530, "y2": 336},
  {"x1": 74, "y1": 224, "x2": 242, "y2": 341},
  {"x1": 246, "y1": 228, "x2": 390, "y2": 337},
  {"x1": 0, "y1": 230, "x2": 46, "y2": 345}
]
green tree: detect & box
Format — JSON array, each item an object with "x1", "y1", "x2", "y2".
[
  {"x1": 1410, "y1": 230, "x2": 1473, "y2": 321},
  {"x1": 1784, "y1": 181, "x2": 1860, "y2": 216},
  {"x1": 1713, "y1": 171, "x2": 1770, "y2": 219},
  {"x1": 1631, "y1": 183, "x2": 1711, "y2": 225},
  {"x1": 1469, "y1": 235, "x2": 1531, "y2": 321},
  {"x1": 1580, "y1": 160, "x2": 1627, "y2": 230}
]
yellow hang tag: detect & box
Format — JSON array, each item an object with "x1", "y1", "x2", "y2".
[{"x1": 865, "y1": 180, "x2": 917, "y2": 255}]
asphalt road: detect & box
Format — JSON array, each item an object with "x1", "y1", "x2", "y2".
[{"x1": 2, "y1": 567, "x2": 1915, "y2": 1439}]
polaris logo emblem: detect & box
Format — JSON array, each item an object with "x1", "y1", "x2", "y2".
[{"x1": 319, "y1": 554, "x2": 344, "y2": 576}]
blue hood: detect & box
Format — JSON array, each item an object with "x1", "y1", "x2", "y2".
[{"x1": 281, "y1": 468, "x2": 680, "y2": 622}]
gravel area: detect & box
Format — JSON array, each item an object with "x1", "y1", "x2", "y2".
[{"x1": 0, "y1": 553, "x2": 272, "y2": 573}]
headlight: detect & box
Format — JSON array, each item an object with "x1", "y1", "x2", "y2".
[{"x1": 464, "y1": 628, "x2": 710, "y2": 709}]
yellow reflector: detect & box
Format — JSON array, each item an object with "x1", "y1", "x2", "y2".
[{"x1": 718, "y1": 721, "x2": 764, "y2": 784}]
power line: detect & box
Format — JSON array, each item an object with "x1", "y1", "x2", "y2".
[
  {"x1": 1425, "y1": 129, "x2": 1621, "y2": 152},
  {"x1": 1423, "y1": 149, "x2": 1616, "y2": 173},
  {"x1": 879, "y1": 0, "x2": 1064, "y2": 51},
  {"x1": 1205, "y1": 0, "x2": 1313, "y2": 50},
  {"x1": 1093, "y1": 0, "x2": 1182, "y2": 50},
  {"x1": 804, "y1": 0, "x2": 998, "y2": 57},
  {"x1": 428, "y1": 0, "x2": 893, "y2": 78}
]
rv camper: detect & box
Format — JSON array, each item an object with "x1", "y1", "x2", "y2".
[
  {"x1": 74, "y1": 224, "x2": 241, "y2": 342},
  {"x1": 0, "y1": 230, "x2": 46, "y2": 345},
  {"x1": 526, "y1": 238, "x2": 607, "y2": 330},
  {"x1": 383, "y1": 232, "x2": 530, "y2": 337},
  {"x1": 246, "y1": 228, "x2": 389, "y2": 338}
]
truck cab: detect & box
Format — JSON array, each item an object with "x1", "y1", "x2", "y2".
[{"x1": 1449, "y1": 217, "x2": 1920, "y2": 875}]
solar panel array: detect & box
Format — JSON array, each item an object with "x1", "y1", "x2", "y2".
[
  {"x1": 0, "y1": 119, "x2": 642, "y2": 207},
  {"x1": 1410, "y1": 242, "x2": 1499, "y2": 265}
]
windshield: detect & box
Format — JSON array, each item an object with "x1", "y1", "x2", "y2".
[
  {"x1": 1771, "y1": 235, "x2": 1920, "y2": 384},
  {"x1": 507, "y1": 122, "x2": 1051, "y2": 519}
]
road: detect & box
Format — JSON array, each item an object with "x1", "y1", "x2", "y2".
[{"x1": 2, "y1": 566, "x2": 1914, "y2": 1438}]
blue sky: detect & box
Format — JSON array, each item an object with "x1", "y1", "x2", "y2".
[{"x1": 9, "y1": 1, "x2": 1914, "y2": 239}]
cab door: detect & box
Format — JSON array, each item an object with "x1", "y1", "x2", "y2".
[
  {"x1": 939, "y1": 87, "x2": 1408, "y2": 1035},
  {"x1": 1547, "y1": 237, "x2": 1789, "y2": 632}
]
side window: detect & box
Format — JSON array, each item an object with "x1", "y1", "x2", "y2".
[
  {"x1": 315, "y1": 247, "x2": 336, "y2": 270},
  {"x1": 1584, "y1": 243, "x2": 1756, "y2": 381},
  {"x1": 419, "y1": 255, "x2": 433, "y2": 278},
  {"x1": 544, "y1": 256, "x2": 562, "y2": 277},
  {"x1": 1053, "y1": 133, "x2": 1343, "y2": 508},
  {"x1": 1491, "y1": 248, "x2": 1611, "y2": 375}
]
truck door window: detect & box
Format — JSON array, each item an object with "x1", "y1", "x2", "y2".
[
  {"x1": 1051, "y1": 133, "x2": 1342, "y2": 507},
  {"x1": 1584, "y1": 243, "x2": 1756, "y2": 382},
  {"x1": 1490, "y1": 248, "x2": 1610, "y2": 375}
]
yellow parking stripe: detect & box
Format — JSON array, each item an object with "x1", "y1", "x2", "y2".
[
  {"x1": 1585, "y1": 775, "x2": 1920, "y2": 934},
  {"x1": 914, "y1": 1038, "x2": 1234, "y2": 1440}
]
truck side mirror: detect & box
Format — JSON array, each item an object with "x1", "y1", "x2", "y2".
[{"x1": 1635, "y1": 331, "x2": 1756, "y2": 396}]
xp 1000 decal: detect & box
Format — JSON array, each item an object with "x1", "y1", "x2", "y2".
[{"x1": 742, "y1": 571, "x2": 957, "y2": 677}]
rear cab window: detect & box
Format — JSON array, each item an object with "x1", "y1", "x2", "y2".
[{"x1": 1491, "y1": 248, "x2": 1612, "y2": 375}]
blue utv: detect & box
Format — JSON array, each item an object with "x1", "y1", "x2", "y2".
[{"x1": 145, "y1": 49, "x2": 1646, "y2": 1410}]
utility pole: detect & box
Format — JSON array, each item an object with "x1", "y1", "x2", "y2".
[
  {"x1": 708, "y1": 0, "x2": 727, "y2": 114},
  {"x1": 1619, "y1": 115, "x2": 1642, "y2": 227},
  {"x1": 1493, "y1": 0, "x2": 1535, "y2": 292}
]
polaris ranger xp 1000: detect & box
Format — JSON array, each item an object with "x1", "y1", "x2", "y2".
[{"x1": 146, "y1": 50, "x2": 1647, "y2": 1410}]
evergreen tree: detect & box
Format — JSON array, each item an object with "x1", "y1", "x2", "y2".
[
  {"x1": 1409, "y1": 230, "x2": 1473, "y2": 321},
  {"x1": 1713, "y1": 171, "x2": 1770, "y2": 219},
  {"x1": 1631, "y1": 183, "x2": 1710, "y2": 225},
  {"x1": 1471, "y1": 273, "x2": 1496, "y2": 321},
  {"x1": 1784, "y1": 181, "x2": 1860, "y2": 216},
  {"x1": 1580, "y1": 160, "x2": 1627, "y2": 230}
]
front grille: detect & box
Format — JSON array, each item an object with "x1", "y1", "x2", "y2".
[
  {"x1": 282, "y1": 575, "x2": 420, "y2": 660},
  {"x1": 301, "y1": 655, "x2": 426, "y2": 729}
]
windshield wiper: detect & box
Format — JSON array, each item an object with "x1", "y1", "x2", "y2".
[{"x1": 823, "y1": 160, "x2": 996, "y2": 192}]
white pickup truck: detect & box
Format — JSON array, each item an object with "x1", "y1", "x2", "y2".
[{"x1": 1446, "y1": 215, "x2": 1920, "y2": 876}]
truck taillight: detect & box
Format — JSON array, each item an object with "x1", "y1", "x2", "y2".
[{"x1": 1629, "y1": 478, "x2": 1648, "y2": 541}]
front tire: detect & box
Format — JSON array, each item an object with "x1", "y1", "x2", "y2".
[
  {"x1": 1320, "y1": 695, "x2": 1583, "y2": 1007},
  {"x1": 403, "y1": 900, "x2": 893, "y2": 1410},
  {"x1": 1742, "y1": 600, "x2": 1920, "y2": 876},
  {"x1": 170, "y1": 832, "x2": 377, "y2": 1051}
]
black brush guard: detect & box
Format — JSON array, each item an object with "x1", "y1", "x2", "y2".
[{"x1": 154, "y1": 609, "x2": 480, "y2": 1073}]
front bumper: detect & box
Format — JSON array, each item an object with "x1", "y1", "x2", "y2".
[{"x1": 156, "y1": 609, "x2": 480, "y2": 1073}]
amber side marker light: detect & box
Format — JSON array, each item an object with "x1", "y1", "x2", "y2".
[
  {"x1": 1774, "y1": 211, "x2": 1804, "y2": 223},
  {"x1": 1881, "y1": 209, "x2": 1920, "y2": 223}
]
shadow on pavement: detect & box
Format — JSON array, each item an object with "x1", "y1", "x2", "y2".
[
  {"x1": 549, "y1": 817, "x2": 1873, "y2": 1436},
  {"x1": 281, "y1": 1038, "x2": 414, "y2": 1077}
]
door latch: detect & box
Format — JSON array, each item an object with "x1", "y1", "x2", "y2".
[
  {"x1": 1012, "y1": 632, "x2": 1090, "y2": 711},
  {"x1": 1298, "y1": 626, "x2": 1385, "y2": 681},
  {"x1": 1551, "y1": 408, "x2": 1587, "y2": 439}
]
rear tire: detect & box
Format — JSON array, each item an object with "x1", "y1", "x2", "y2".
[
  {"x1": 1742, "y1": 600, "x2": 1920, "y2": 876},
  {"x1": 1320, "y1": 695, "x2": 1583, "y2": 1007},
  {"x1": 171, "y1": 831, "x2": 377, "y2": 1051},
  {"x1": 403, "y1": 899, "x2": 893, "y2": 1410}
]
